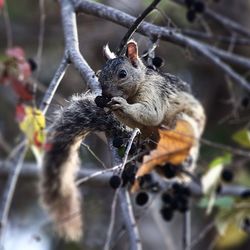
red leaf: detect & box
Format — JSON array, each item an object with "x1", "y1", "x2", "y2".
[
  {"x1": 11, "y1": 77, "x2": 33, "y2": 101},
  {"x1": 15, "y1": 104, "x2": 26, "y2": 122},
  {"x1": 33, "y1": 131, "x2": 43, "y2": 148},
  {"x1": 6, "y1": 47, "x2": 25, "y2": 61},
  {"x1": 0, "y1": 0, "x2": 4, "y2": 9}
]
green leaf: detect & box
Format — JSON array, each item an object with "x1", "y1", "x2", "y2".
[
  {"x1": 199, "y1": 196, "x2": 235, "y2": 209},
  {"x1": 209, "y1": 153, "x2": 232, "y2": 169},
  {"x1": 232, "y1": 129, "x2": 250, "y2": 148}
]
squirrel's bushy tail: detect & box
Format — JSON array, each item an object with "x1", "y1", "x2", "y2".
[{"x1": 40, "y1": 94, "x2": 127, "y2": 241}]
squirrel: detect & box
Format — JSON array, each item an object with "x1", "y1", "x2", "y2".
[{"x1": 40, "y1": 40, "x2": 206, "y2": 241}]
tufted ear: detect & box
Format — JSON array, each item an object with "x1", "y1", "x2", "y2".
[
  {"x1": 103, "y1": 44, "x2": 117, "y2": 60},
  {"x1": 126, "y1": 40, "x2": 139, "y2": 67}
]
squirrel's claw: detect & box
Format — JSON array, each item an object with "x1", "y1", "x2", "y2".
[{"x1": 108, "y1": 97, "x2": 127, "y2": 111}]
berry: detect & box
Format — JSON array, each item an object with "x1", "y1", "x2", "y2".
[
  {"x1": 162, "y1": 193, "x2": 173, "y2": 204},
  {"x1": 94, "y1": 95, "x2": 110, "y2": 108},
  {"x1": 175, "y1": 196, "x2": 189, "y2": 213},
  {"x1": 172, "y1": 182, "x2": 182, "y2": 193},
  {"x1": 135, "y1": 192, "x2": 149, "y2": 206},
  {"x1": 138, "y1": 174, "x2": 153, "y2": 188},
  {"x1": 109, "y1": 175, "x2": 121, "y2": 189},
  {"x1": 182, "y1": 186, "x2": 191, "y2": 197},
  {"x1": 241, "y1": 97, "x2": 249, "y2": 108},
  {"x1": 221, "y1": 169, "x2": 234, "y2": 182},
  {"x1": 194, "y1": 1, "x2": 205, "y2": 13},
  {"x1": 162, "y1": 163, "x2": 178, "y2": 178},
  {"x1": 185, "y1": 0, "x2": 194, "y2": 8},
  {"x1": 186, "y1": 10, "x2": 196, "y2": 23},
  {"x1": 112, "y1": 137, "x2": 124, "y2": 148},
  {"x1": 122, "y1": 165, "x2": 137, "y2": 186},
  {"x1": 160, "y1": 206, "x2": 174, "y2": 221},
  {"x1": 152, "y1": 56, "x2": 164, "y2": 68},
  {"x1": 216, "y1": 184, "x2": 222, "y2": 194},
  {"x1": 27, "y1": 58, "x2": 37, "y2": 71},
  {"x1": 241, "y1": 190, "x2": 250, "y2": 199}
]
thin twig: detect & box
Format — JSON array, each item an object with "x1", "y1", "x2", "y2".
[
  {"x1": 104, "y1": 190, "x2": 119, "y2": 250},
  {"x1": 116, "y1": 0, "x2": 161, "y2": 56},
  {"x1": 36, "y1": 0, "x2": 46, "y2": 76},
  {"x1": 118, "y1": 128, "x2": 140, "y2": 174},
  {"x1": 81, "y1": 142, "x2": 107, "y2": 169},
  {"x1": 190, "y1": 221, "x2": 215, "y2": 249},
  {"x1": 183, "y1": 210, "x2": 191, "y2": 250},
  {"x1": 2, "y1": 0, "x2": 13, "y2": 48}
]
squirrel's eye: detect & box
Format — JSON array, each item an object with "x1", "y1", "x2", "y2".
[{"x1": 118, "y1": 70, "x2": 127, "y2": 79}]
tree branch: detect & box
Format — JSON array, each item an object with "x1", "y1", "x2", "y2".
[{"x1": 72, "y1": 0, "x2": 250, "y2": 91}]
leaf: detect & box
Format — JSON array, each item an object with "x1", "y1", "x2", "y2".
[
  {"x1": 11, "y1": 78, "x2": 33, "y2": 100},
  {"x1": 18, "y1": 105, "x2": 46, "y2": 147},
  {"x1": 6, "y1": 47, "x2": 25, "y2": 61},
  {"x1": 232, "y1": 129, "x2": 250, "y2": 148},
  {"x1": 131, "y1": 119, "x2": 195, "y2": 192},
  {"x1": 199, "y1": 196, "x2": 235, "y2": 209},
  {"x1": 209, "y1": 153, "x2": 232, "y2": 169},
  {"x1": 0, "y1": 0, "x2": 4, "y2": 9}
]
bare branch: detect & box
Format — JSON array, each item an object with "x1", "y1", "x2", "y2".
[
  {"x1": 183, "y1": 211, "x2": 191, "y2": 250},
  {"x1": 2, "y1": 0, "x2": 13, "y2": 48},
  {"x1": 119, "y1": 189, "x2": 142, "y2": 250},
  {"x1": 116, "y1": 0, "x2": 161, "y2": 56},
  {"x1": 60, "y1": 0, "x2": 101, "y2": 95},
  {"x1": 72, "y1": 0, "x2": 250, "y2": 91}
]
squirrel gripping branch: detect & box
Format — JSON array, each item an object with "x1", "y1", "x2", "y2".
[{"x1": 40, "y1": 40, "x2": 206, "y2": 241}]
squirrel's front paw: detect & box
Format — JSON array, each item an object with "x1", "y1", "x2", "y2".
[{"x1": 108, "y1": 97, "x2": 128, "y2": 111}]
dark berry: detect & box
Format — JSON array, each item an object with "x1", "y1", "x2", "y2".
[
  {"x1": 27, "y1": 58, "x2": 37, "y2": 71},
  {"x1": 122, "y1": 165, "x2": 137, "y2": 186},
  {"x1": 152, "y1": 57, "x2": 164, "y2": 68},
  {"x1": 94, "y1": 95, "x2": 110, "y2": 108},
  {"x1": 186, "y1": 10, "x2": 196, "y2": 23},
  {"x1": 109, "y1": 175, "x2": 121, "y2": 189},
  {"x1": 221, "y1": 169, "x2": 234, "y2": 182},
  {"x1": 112, "y1": 137, "x2": 124, "y2": 148},
  {"x1": 185, "y1": 0, "x2": 194, "y2": 8},
  {"x1": 162, "y1": 193, "x2": 173, "y2": 204},
  {"x1": 172, "y1": 182, "x2": 182, "y2": 193},
  {"x1": 160, "y1": 206, "x2": 174, "y2": 221},
  {"x1": 135, "y1": 192, "x2": 149, "y2": 206},
  {"x1": 241, "y1": 190, "x2": 250, "y2": 199},
  {"x1": 194, "y1": 1, "x2": 205, "y2": 13},
  {"x1": 138, "y1": 174, "x2": 153, "y2": 188},
  {"x1": 175, "y1": 196, "x2": 189, "y2": 213},
  {"x1": 129, "y1": 143, "x2": 137, "y2": 154},
  {"x1": 162, "y1": 163, "x2": 178, "y2": 178},
  {"x1": 241, "y1": 97, "x2": 249, "y2": 108},
  {"x1": 182, "y1": 186, "x2": 191, "y2": 197}
]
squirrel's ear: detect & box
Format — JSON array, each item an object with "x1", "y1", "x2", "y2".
[
  {"x1": 126, "y1": 40, "x2": 139, "y2": 67},
  {"x1": 103, "y1": 44, "x2": 117, "y2": 60}
]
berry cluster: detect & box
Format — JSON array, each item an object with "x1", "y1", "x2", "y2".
[
  {"x1": 109, "y1": 164, "x2": 137, "y2": 190},
  {"x1": 160, "y1": 183, "x2": 191, "y2": 221},
  {"x1": 185, "y1": 0, "x2": 206, "y2": 23},
  {"x1": 94, "y1": 95, "x2": 111, "y2": 108}
]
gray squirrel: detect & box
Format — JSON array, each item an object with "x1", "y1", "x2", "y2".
[{"x1": 40, "y1": 40, "x2": 206, "y2": 241}]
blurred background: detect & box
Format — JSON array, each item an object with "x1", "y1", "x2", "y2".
[{"x1": 0, "y1": 0, "x2": 250, "y2": 249}]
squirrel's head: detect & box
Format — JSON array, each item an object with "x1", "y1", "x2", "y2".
[{"x1": 99, "y1": 41, "x2": 146, "y2": 99}]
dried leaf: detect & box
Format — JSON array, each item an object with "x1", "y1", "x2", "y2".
[{"x1": 131, "y1": 119, "x2": 195, "y2": 192}]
